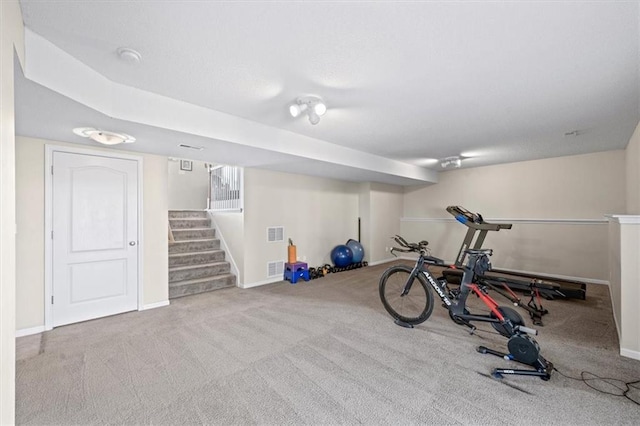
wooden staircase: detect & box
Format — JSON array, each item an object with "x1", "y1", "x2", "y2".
[{"x1": 168, "y1": 210, "x2": 236, "y2": 298}]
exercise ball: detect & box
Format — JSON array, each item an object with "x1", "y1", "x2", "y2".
[
  {"x1": 346, "y1": 239, "x2": 365, "y2": 263},
  {"x1": 331, "y1": 245, "x2": 353, "y2": 268}
]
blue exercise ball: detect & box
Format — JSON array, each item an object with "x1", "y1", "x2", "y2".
[
  {"x1": 346, "y1": 239, "x2": 365, "y2": 263},
  {"x1": 331, "y1": 245, "x2": 353, "y2": 268}
]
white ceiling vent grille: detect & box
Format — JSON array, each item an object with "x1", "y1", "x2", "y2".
[
  {"x1": 267, "y1": 226, "x2": 284, "y2": 242},
  {"x1": 267, "y1": 261, "x2": 284, "y2": 278}
]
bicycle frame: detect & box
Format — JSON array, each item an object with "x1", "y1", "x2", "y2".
[
  {"x1": 383, "y1": 236, "x2": 552, "y2": 380},
  {"x1": 406, "y1": 252, "x2": 508, "y2": 328}
]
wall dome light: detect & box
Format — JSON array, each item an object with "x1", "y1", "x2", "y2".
[
  {"x1": 289, "y1": 96, "x2": 327, "y2": 125},
  {"x1": 73, "y1": 127, "x2": 136, "y2": 145}
]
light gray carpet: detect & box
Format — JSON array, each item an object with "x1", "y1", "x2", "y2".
[{"x1": 16, "y1": 261, "x2": 640, "y2": 425}]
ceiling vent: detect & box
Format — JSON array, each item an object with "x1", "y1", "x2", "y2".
[{"x1": 178, "y1": 143, "x2": 205, "y2": 150}]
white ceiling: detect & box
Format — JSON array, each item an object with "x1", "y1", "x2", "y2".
[{"x1": 15, "y1": 1, "x2": 640, "y2": 185}]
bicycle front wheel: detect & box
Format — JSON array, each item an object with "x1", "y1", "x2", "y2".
[{"x1": 379, "y1": 265, "x2": 434, "y2": 325}]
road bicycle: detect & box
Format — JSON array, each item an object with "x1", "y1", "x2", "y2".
[{"x1": 378, "y1": 236, "x2": 553, "y2": 380}]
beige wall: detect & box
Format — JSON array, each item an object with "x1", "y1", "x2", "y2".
[
  {"x1": 210, "y1": 211, "x2": 245, "y2": 283},
  {"x1": 15, "y1": 137, "x2": 169, "y2": 330},
  {"x1": 358, "y1": 183, "x2": 372, "y2": 262},
  {"x1": 168, "y1": 159, "x2": 209, "y2": 210},
  {"x1": 142, "y1": 155, "x2": 170, "y2": 305},
  {"x1": 627, "y1": 121, "x2": 640, "y2": 214},
  {"x1": 402, "y1": 151, "x2": 626, "y2": 281},
  {"x1": 369, "y1": 183, "x2": 404, "y2": 263},
  {"x1": 353, "y1": 182, "x2": 404, "y2": 265},
  {"x1": 1, "y1": 1, "x2": 24, "y2": 423},
  {"x1": 242, "y1": 168, "x2": 360, "y2": 285}
]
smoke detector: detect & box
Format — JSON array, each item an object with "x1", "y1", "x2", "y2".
[{"x1": 117, "y1": 47, "x2": 141, "y2": 64}]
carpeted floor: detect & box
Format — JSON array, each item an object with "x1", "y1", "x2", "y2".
[{"x1": 15, "y1": 261, "x2": 640, "y2": 425}]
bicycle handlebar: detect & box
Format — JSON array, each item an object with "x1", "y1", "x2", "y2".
[
  {"x1": 391, "y1": 235, "x2": 429, "y2": 253},
  {"x1": 390, "y1": 235, "x2": 446, "y2": 265}
]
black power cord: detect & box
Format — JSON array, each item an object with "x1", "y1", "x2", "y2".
[{"x1": 554, "y1": 367, "x2": 640, "y2": 406}]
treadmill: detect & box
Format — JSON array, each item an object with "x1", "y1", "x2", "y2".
[{"x1": 445, "y1": 205, "x2": 587, "y2": 301}]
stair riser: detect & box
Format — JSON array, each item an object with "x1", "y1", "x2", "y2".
[
  {"x1": 172, "y1": 228, "x2": 216, "y2": 241},
  {"x1": 169, "y1": 276, "x2": 236, "y2": 299},
  {"x1": 169, "y1": 264, "x2": 231, "y2": 282},
  {"x1": 169, "y1": 240, "x2": 220, "y2": 254},
  {"x1": 169, "y1": 251, "x2": 226, "y2": 267},
  {"x1": 170, "y1": 218, "x2": 211, "y2": 229},
  {"x1": 168, "y1": 210, "x2": 209, "y2": 219}
]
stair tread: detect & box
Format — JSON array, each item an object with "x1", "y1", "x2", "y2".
[
  {"x1": 169, "y1": 217, "x2": 209, "y2": 220},
  {"x1": 170, "y1": 238, "x2": 218, "y2": 244},
  {"x1": 169, "y1": 261, "x2": 229, "y2": 271},
  {"x1": 172, "y1": 227, "x2": 213, "y2": 231},
  {"x1": 169, "y1": 250, "x2": 224, "y2": 257},
  {"x1": 169, "y1": 274, "x2": 235, "y2": 287}
]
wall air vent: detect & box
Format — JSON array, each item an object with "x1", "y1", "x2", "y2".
[
  {"x1": 267, "y1": 226, "x2": 284, "y2": 242},
  {"x1": 267, "y1": 261, "x2": 284, "y2": 277},
  {"x1": 178, "y1": 143, "x2": 205, "y2": 150}
]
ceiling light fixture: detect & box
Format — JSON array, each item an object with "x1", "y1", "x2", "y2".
[
  {"x1": 289, "y1": 96, "x2": 327, "y2": 125},
  {"x1": 73, "y1": 127, "x2": 135, "y2": 145},
  {"x1": 440, "y1": 156, "x2": 462, "y2": 169}
]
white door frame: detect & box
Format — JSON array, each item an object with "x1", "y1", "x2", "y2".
[{"x1": 44, "y1": 144, "x2": 144, "y2": 331}]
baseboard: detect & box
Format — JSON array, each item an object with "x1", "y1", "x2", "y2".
[
  {"x1": 494, "y1": 267, "x2": 609, "y2": 286},
  {"x1": 620, "y1": 348, "x2": 640, "y2": 361},
  {"x1": 241, "y1": 277, "x2": 283, "y2": 289},
  {"x1": 367, "y1": 257, "x2": 408, "y2": 266},
  {"x1": 16, "y1": 325, "x2": 45, "y2": 338},
  {"x1": 140, "y1": 300, "x2": 170, "y2": 311}
]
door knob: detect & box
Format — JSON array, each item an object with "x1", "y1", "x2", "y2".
[{"x1": 129, "y1": 241, "x2": 137, "y2": 246}]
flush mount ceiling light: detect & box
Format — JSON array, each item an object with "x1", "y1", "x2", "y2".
[
  {"x1": 440, "y1": 156, "x2": 462, "y2": 169},
  {"x1": 73, "y1": 127, "x2": 136, "y2": 145},
  {"x1": 289, "y1": 96, "x2": 327, "y2": 125}
]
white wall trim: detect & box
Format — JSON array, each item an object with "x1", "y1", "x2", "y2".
[
  {"x1": 44, "y1": 144, "x2": 144, "y2": 330},
  {"x1": 15, "y1": 326, "x2": 45, "y2": 338},
  {"x1": 241, "y1": 277, "x2": 284, "y2": 289},
  {"x1": 402, "y1": 217, "x2": 608, "y2": 225},
  {"x1": 139, "y1": 300, "x2": 170, "y2": 311},
  {"x1": 605, "y1": 214, "x2": 640, "y2": 224},
  {"x1": 207, "y1": 211, "x2": 240, "y2": 285},
  {"x1": 608, "y1": 284, "x2": 622, "y2": 342},
  {"x1": 620, "y1": 348, "x2": 640, "y2": 361}
]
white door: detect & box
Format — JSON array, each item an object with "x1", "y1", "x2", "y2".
[{"x1": 52, "y1": 151, "x2": 139, "y2": 327}]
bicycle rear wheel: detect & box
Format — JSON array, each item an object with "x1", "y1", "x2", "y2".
[{"x1": 379, "y1": 265, "x2": 434, "y2": 325}]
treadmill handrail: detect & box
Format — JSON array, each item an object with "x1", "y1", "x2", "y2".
[{"x1": 446, "y1": 205, "x2": 513, "y2": 231}]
